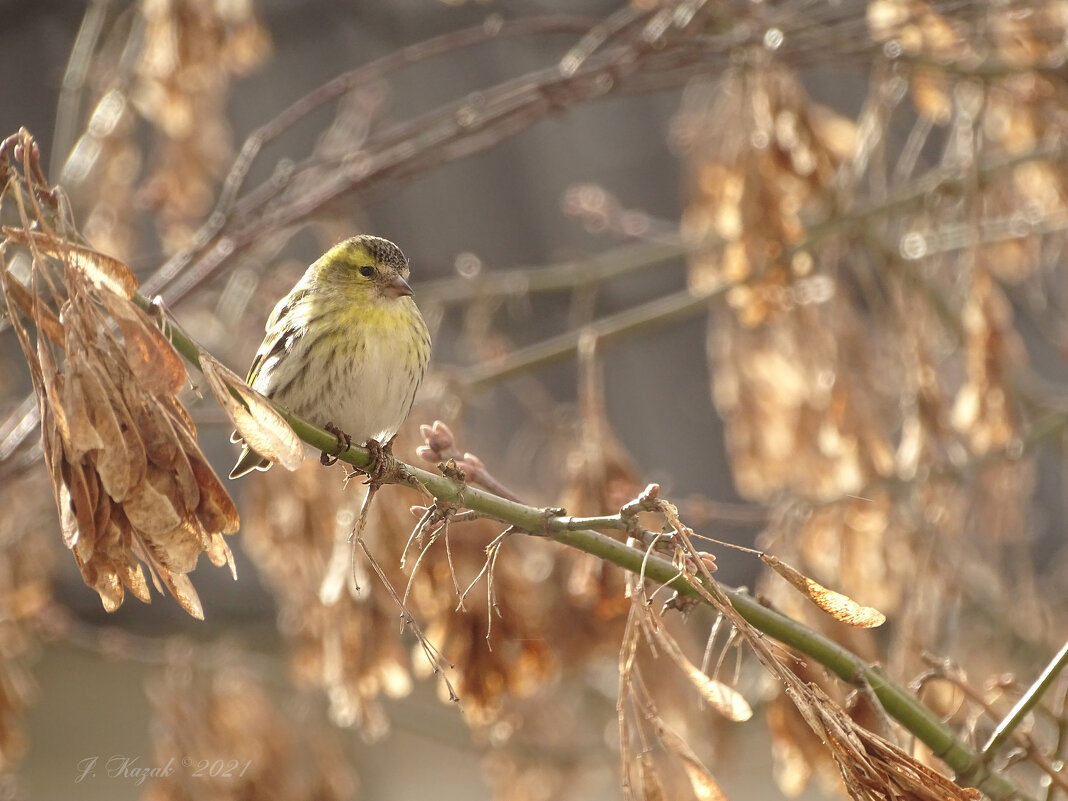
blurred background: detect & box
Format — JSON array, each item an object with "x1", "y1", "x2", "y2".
[{"x1": 1, "y1": 1, "x2": 1067, "y2": 800}]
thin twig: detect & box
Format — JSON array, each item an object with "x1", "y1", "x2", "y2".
[
  {"x1": 456, "y1": 534, "x2": 497, "y2": 611},
  {"x1": 983, "y1": 640, "x2": 1068, "y2": 760},
  {"x1": 350, "y1": 512, "x2": 460, "y2": 704},
  {"x1": 479, "y1": 526, "x2": 511, "y2": 648},
  {"x1": 400, "y1": 505, "x2": 437, "y2": 570},
  {"x1": 400, "y1": 521, "x2": 443, "y2": 609}
]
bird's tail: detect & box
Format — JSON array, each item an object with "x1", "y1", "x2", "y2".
[{"x1": 229, "y1": 438, "x2": 272, "y2": 479}]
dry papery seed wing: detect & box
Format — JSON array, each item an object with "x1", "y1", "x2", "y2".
[
  {"x1": 761, "y1": 554, "x2": 886, "y2": 629},
  {"x1": 199, "y1": 351, "x2": 305, "y2": 472},
  {"x1": 3, "y1": 228, "x2": 138, "y2": 298},
  {"x1": 800, "y1": 678, "x2": 982, "y2": 801},
  {"x1": 1, "y1": 228, "x2": 239, "y2": 618}
]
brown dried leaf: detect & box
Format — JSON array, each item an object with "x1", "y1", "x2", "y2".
[
  {"x1": 3, "y1": 132, "x2": 237, "y2": 620},
  {"x1": 135, "y1": 393, "x2": 199, "y2": 510},
  {"x1": 93, "y1": 567, "x2": 124, "y2": 613},
  {"x1": 0, "y1": 275, "x2": 64, "y2": 346},
  {"x1": 61, "y1": 369, "x2": 104, "y2": 459},
  {"x1": 122, "y1": 381, "x2": 182, "y2": 470},
  {"x1": 38, "y1": 340, "x2": 70, "y2": 448},
  {"x1": 168, "y1": 440, "x2": 201, "y2": 513},
  {"x1": 683, "y1": 662, "x2": 749, "y2": 721},
  {"x1": 635, "y1": 752, "x2": 669, "y2": 801},
  {"x1": 168, "y1": 418, "x2": 239, "y2": 536},
  {"x1": 114, "y1": 549, "x2": 152, "y2": 604},
  {"x1": 653, "y1": 621, "x2": 752, "y2": 722},
  {"x1": 66, "y1": 350, "x2": 137, "y2": 500},
  {"x1": 122, "y1": 473, "x2": 182, "y2": 536},
  {"x1": 62, "y1": 460, "x2": 98, "y2": 551},
  {"x1": 199, "y1": 350, "x2": 305, "y2": 471},
  {"x1": 3, "y1": 227, "x2": 138, "y2": 298},
  {"x1": 133, "y1": 531, "x2": 205, "y2": 620},
  {"x1": 102, "y1": 293, "x2": 186, "y2": 395},
  {"x1": 159, "y1": 567, "x2": 204, "y2": 620},
  {"x1": 92, "y1": 482, "x2": 112, "y2": 536},
  {"x1": 188, "y1": 452, "x2": 240, "y2": 537},
  {"x1": 103, "y1": 372, "x2": 148, "y2": 496},
  {"x1": 656, "y1": 723, "x2": 730, "y2": 801},
  {"x1": 158, "y1": 390, "x2": 197, "y2": 436},
  {"x1": 157, "y1": 521, "x2": 211, "y2": 575},
  {"x1": 761, "y1": 554, "x2": 886, "y2": 628},
  {"x1": 206, "y1": 531, "x2": 237, "y2": 579},
  {"x1": 58, "y1": 486, "x2": 80, "y2": 552}
]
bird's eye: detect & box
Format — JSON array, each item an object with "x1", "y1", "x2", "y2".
[{"x1": 358, "y1": 265, "x2": 375, "y2": 277}]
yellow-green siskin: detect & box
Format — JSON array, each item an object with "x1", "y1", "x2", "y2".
[{"x1": 229, "y1": 235, "x2": 432, "y2": 479}]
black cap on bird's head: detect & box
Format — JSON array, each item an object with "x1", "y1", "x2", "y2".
[
  {"x1": 356, "y1": 235, "x2": 408, "y2": 274},
  {"x1": 321, "y1": 235, "x2": 415, "y2": 298}
]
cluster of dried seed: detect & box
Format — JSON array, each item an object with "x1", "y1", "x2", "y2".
[
  {"x1": 1, "y1": 225, "x2": 238, "y2": 619},
  {"x1": 63, "y1": 0, "x2": 270, "y2": 258},
  {"x1": 674, "y1": 1, "x2": 1068, "y2": 794},
  {"x1": 145, "y1": 647, "x2": 356, "y2": 801}
]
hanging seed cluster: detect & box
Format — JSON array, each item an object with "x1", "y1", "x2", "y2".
[
  {"x1": 2, "y1": 217, "x2": 238, "y2": 619},
  {"x1": 145, "y1": 649, "x2": 356, "y2": 801},
  {"x1": 673, "y1": 2, "x2": 1068, "y2": 795},
  {"x1": 63, "y1": 0, "x2": 270, "y2": 260}
]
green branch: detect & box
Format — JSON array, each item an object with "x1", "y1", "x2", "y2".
[
  {"x1": 139, "y1": 291, "x2": 1029, "y2": 801},
  {"x1": 317, "y1": 434, "x2": 1025, "y2": 801}
]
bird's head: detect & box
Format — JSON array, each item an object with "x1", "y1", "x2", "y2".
[{"x1": 318, "y1": 235, "x2": 414, "y2": 300}]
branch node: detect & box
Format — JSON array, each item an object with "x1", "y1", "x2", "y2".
[{"x1": 537, "y1": 506, "x2": 566, "y2": 536}]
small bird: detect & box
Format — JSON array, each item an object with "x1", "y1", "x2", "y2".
[{"x1": 229, "y1": 235, "x2": 432, "y2": 479}]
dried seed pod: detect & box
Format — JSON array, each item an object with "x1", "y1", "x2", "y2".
[
  {"x1": 61, "y1": 0, "x2": 271, "y2": 259},
  {"x1": 2, "y1": 218, "x2": 239, "y2": 619},
  {"x1": 761, "y1": 554, "x2": 886, "y2": 628}
]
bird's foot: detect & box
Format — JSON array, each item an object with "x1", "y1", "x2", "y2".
[
  {"x1": 361, "y1": 435, "x2": 398, "y2": 485},
  {"x1": 320, "y1": 422, "x2": 352, "y2": 466}
]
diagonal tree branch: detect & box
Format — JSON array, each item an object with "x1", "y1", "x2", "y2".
[{"x1": 139, "y1": 287, "x2": 1031, "y2": 801}]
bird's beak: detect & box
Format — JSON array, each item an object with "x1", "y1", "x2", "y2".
[{"x1": 385, "y1": 275, "x2": 414, "y2": 298}]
